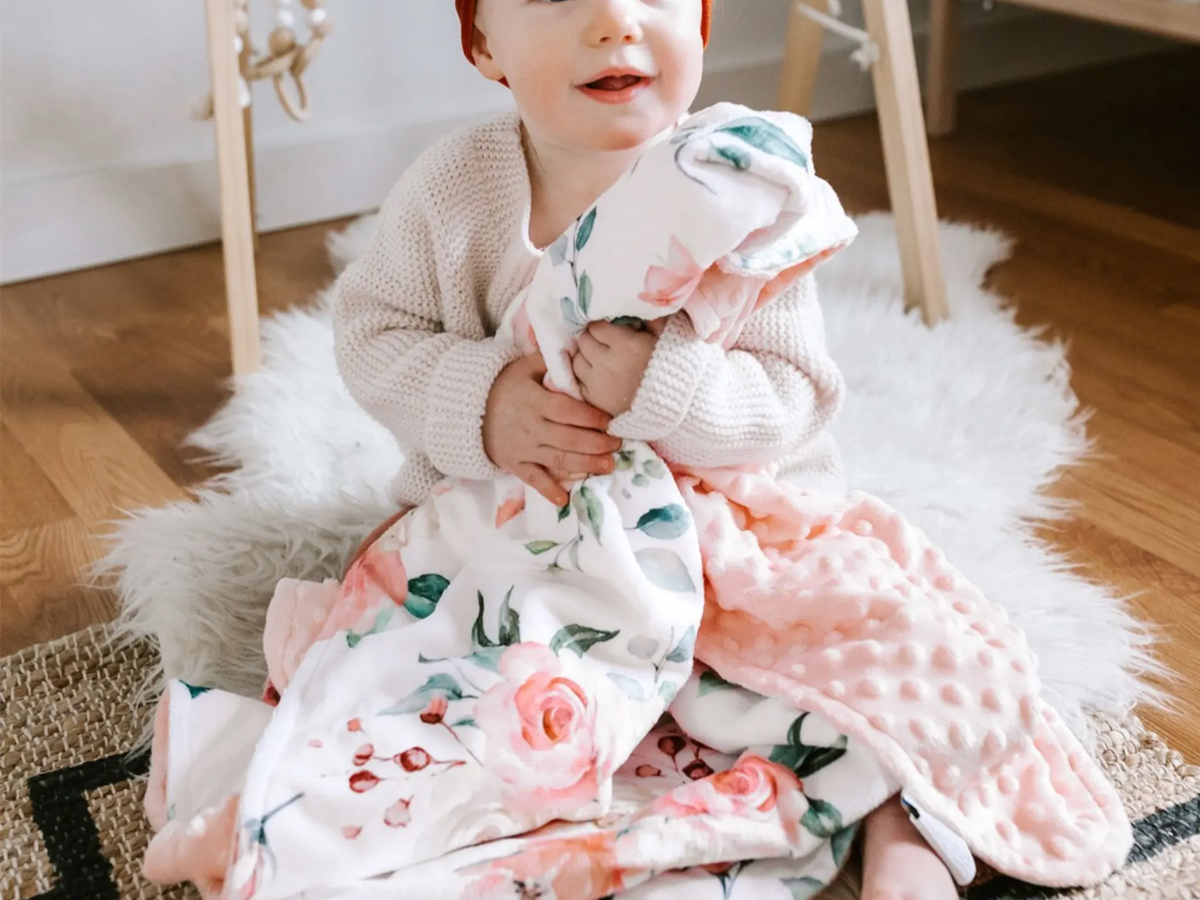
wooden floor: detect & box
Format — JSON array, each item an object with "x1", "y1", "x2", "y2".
[{"x1": 3, "y1": 50, "x2": 1198, "y2": 759}]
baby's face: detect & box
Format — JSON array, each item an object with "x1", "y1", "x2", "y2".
[{"x1": 474, "y1": 0, "x2": 705, "y2": 153}]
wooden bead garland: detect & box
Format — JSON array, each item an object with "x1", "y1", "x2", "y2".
[{"x1": 204, "y1": 0, "x2": 333, "y2": 122}]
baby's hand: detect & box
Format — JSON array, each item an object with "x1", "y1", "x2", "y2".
[
  {"x1": 572, "y1": 320, "x2": 661, "y2": 418},
  {"x1": 484, "y1": 354, "x2": 621, "y2": 506}
]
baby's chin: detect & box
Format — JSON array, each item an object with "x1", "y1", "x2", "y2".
[{"x1": 567, "y1": 115, "x2": 680, "y2": 154}]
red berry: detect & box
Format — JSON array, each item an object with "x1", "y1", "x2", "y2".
[
  {"x1": 384, "y1": 797, "x2": 412, "y2": 828},
  {"x1": 352, "y1": 744, "x2": 375, "y2": 766},
  {"x1": 420, "y1": 696, "x2": 448, "y2": 725},
  {"x1": 397, "y1": 748, "x2": 431, "y2": 772},
  {"x1": 657, "y1": 735, "x2": 687, "y2": 758},
  {"x1": 349, "y1": 770, "x2": 381, "y2": 793},
  {"x1": 348, "y1": 718, "x2": 363, "y2": 732},
  {"x1": 683, "y1": 759, "x2": 714, "y2": 781}
]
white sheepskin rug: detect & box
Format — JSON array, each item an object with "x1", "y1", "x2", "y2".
[{"x1": 100, "y1": 213, "x2": 1157, "y2": 741}]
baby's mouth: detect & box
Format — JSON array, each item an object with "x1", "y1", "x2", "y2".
[
  {"x1": 578, "y1": 72, "x2": 656, "y2": 104},
  {"x1": 584, "y1": 74, "x2": 649, "y2": 92}
]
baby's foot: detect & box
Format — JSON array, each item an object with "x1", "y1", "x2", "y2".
[{"x1": 860, "y1": 796, "x2": 958, "y2": 900}]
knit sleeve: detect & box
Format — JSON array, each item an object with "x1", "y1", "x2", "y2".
[
  {"x1": 332, "y1": 173, "x2": 520, "y2": 482},
  {"x1": 608, "y1": 275, "x2": 844, "y2": 467}
]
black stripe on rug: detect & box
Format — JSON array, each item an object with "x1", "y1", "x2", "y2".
[
  {"x1": 26, "y1": 749, "x2": 151, "y2": 900},
  {"x1": 966, "y1": 795, "x2": 1200, "y2": 900}
]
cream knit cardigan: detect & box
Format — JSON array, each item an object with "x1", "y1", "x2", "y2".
[{"x1": 333, "y1": 110, "x2": 848, "y2": 506}]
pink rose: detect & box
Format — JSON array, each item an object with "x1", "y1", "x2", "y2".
[
  {"x1": 316, "y1": 547, "x2": 407, "y2": 643},
  {"x1": 709, "y1": 755, "x2": 798, "y2": 814},
  {"x1": 464, "y1": 832, "x2": 623, "y2": 900},
  {"x1": 474, "y1": 644, "x2": 600, "y2": 821},
  {"x1": 639, "y1": 236, "x2": 706, "y2": 308},
  {"x1": 264, "y1": 577, "x2": 343, "y2": 690},
  {"x1": 651, "y1": 754, "x2": 803, "y2": 822}
]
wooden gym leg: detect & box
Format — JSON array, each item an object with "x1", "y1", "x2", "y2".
[
  {"x1": 204, "y1": 0, "x2": 262, "y2": 375},
  {"x1": 862, "y1": 0, "x2": 950, "y2": 324},
  {"x1": 778, "y1": 1, "x2": 829, "y2": 116}
]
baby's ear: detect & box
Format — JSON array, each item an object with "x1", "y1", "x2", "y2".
[{"x1": 471, "y1": 26, "x2": 505, "y2": 83}]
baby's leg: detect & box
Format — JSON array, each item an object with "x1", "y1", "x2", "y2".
[{"x1": 861, "y1": 796, "x2": 957, "y2": 900}]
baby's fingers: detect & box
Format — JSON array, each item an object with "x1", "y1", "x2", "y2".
[
  {"x1": 515, "y1": 463, "x2": 569, "y2": 508},
  {"x1": 544, "y1": 423, "x2": 622, "y2": 456},
  {"x1": 538, "y1": 448, "x2": 615, "y2": 478},
  {"x1": 541, "y1": 391, "x2": 613, "y2": 432}
]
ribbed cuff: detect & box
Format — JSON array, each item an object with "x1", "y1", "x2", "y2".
[
  {"x1": 610, "y1": 314, "x2": 713, "y2": 442},
  {"x1": 424, "y1": 338, "x2": 523, "y2": 481}
]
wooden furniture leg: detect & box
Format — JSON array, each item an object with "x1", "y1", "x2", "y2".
[
  {"x1": 245, "y1": 105, "x2": 260, "y2": 251},
  {"x1": 240, "y1": 40, "x2": 261, "y2": 252},
  {"x1": 204, "y1": 0, "x2": 262, "y2": 375},
  {"x1": 926, "y1": 0, "x2": 961, "y2": 136},
  {"x1": 861, "y1": 0, "x2": 950, "y2": 324},
  {"x1": 778, "y1": 0, "x2": 830, "y2": 116}
]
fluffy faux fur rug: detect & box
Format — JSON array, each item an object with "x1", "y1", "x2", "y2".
[{"x1": 99, "y1": 213, "x2": 1157, "y2": 741}]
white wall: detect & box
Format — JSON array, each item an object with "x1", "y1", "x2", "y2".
[{"x1": 0, "y1": 0, "x2": 1168, "y2": 283}]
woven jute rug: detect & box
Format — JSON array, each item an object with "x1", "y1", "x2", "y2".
[{"x1": 3, "y1": 626, "x2": 1198, "y2": 900}]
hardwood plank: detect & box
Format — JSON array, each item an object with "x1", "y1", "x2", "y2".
[
  {"x1": 1, "y1": 221, "x2": 345, "y2": 489},
  {"x1": 945, "y1": 47, "x2": 1200, "y2": 228},
  {"x1": 1053, "y1": 426, "x2": 1200, "y2": 580},
  {"x1": 1066, "y1": 366, "x2": 1200, "y2": 457},
  {"x1": 0, "y1": 302, "x2": 184, "y2": 523},
  {"x1": 820, "y1": 120, "x2": 1200, "y2": 296},
  {"x1": 1051, "y1": 519, "x2": 1200, "y2": 761},
  {"x1": 1005, "y1": 261, "x2": 1200, "y2": 365},
  {"x1": 0, "y1": 220, "x2": 343, "y2": 655},
  {"x1": 0, "y1": 518, "x2": 115, "y2": 654},
  {"x1": 928, "y1": 147, "x2": 1200, "y2": 267},
  {"x1": 0, "y1": 423, "x2": 74, "y2": 534},
  {"x1": 1164, "y1": 303, "x2": 1200, "y2": 329},
  {"x1": 68, "y1": 320, "x2": 232, "y2": 488}
]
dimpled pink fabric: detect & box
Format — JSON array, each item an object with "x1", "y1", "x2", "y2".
[{"x1": 678, "y1": 468, "x2": 1132, "y2": 885}]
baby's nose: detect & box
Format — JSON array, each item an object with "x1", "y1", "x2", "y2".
[{"x1": 587, "y1": 1, "x2": 644, "y2": 46}]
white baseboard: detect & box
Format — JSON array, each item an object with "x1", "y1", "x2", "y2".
[
  {"x1": 0, "y1": 10, "x2": 1170, "y2": 284},
  {"x1": 0, "y1": 114, "x2": 494, "y2": 284}
]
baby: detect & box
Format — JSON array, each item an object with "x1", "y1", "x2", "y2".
[{"x1": 333, "y1": 1, "x2": 956, "y2": 897}]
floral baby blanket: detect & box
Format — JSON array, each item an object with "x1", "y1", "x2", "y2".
[{"x1": 142, "y1": 104, "x2": 1131, "y2": 900}]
